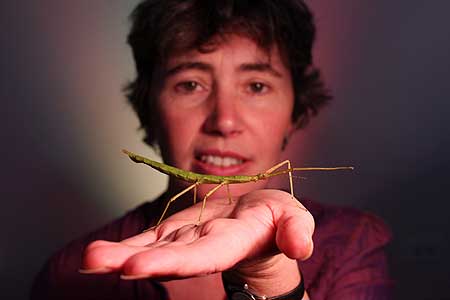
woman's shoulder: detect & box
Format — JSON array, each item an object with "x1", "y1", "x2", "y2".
[
  {"x1": 300, "y1": 198, "x2": 393, "y2": 298},
  {"x1": 302, "y1": 198, "x2": 392, "y2": 247}
]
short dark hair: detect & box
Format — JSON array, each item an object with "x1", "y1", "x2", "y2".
[{"x1": 125, "y1": 0, "x2": 331, "y2": 147}]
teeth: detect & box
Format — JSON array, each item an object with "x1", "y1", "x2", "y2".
[
  {"x1": 200, "y1": 155, "x2": 243, "y2": 167},
  {"x1": 223, "y1": 157, "x2": 231, "y2": 167},
  {"x1": 213, "y1": 156, "x2": 222, "y2": 166}
]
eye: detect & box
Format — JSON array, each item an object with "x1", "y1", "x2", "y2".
[
  {"x1": 175, "y1": 81, "x2": 201, "y2": 93},
  {"x1": 248, "y1": 82, "x2": 269, "y2": 94}
]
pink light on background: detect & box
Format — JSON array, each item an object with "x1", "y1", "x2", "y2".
[{"x1": 280, "y1": 1, "x2": 371, "y2": 202}]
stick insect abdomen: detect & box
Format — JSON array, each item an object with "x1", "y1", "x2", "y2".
[{"x1": 198, "y1": 174, "x2": 259, "y2": 184}]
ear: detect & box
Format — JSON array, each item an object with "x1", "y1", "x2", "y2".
[
  {"x1": 281, "y1": 123, "x2": 296, "y2": 151},
  {"x1": 286, "y1": 121, "x2": 297, "y2": 140}
]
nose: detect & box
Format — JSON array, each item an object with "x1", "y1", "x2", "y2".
[{"x1": 202, "y1": 85, "x2": 242, "y2": 137}]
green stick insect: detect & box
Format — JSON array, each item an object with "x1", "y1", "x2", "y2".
[{"x1": 122, "y1": 149, "x2": 353, "y2": 225}]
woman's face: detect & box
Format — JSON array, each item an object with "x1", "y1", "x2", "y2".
[{"x1": 156, "y1": 35, "x2": 295, "y2": 198}]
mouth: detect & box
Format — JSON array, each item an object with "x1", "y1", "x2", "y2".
[
  {"x1": 193, "y1": 150, "x2": 250, "y2": 175},
  {"x1": 199, "y1": 154, "x2": 244, "y2": 167}
]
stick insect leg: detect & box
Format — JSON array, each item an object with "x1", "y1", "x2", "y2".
[
  {"x1": 193, "y1": 184, "x2": 197, "y2": 205},
  {"x1": 157, "y1": 182, "x2": 200, "y2": 226},
  {"x1": 264, "y1": 160, "x2": 308, "y2": 212},
  {"x1": 226, "y1": 184, "x2": 232, "y2": 204},
  {"x1": 197, "y1": 181, "x2": 229, "y2": 224},
  {"x1": 265, "y1": 160, "x2": 294, "y2": 197}
]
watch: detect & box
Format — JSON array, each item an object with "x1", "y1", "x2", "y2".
[{"x1": 222, "y1": 276, "x2": 304, "y2": 300}]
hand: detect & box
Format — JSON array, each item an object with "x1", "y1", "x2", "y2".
[{"x1": 81, "y1": 189, "x2": 314, "y2": 286}]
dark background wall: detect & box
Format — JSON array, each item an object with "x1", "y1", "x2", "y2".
[{"x1": 2, "y1": 1, "x2": 449, "y2": 299}]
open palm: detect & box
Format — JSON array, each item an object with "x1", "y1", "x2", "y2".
[{"x1": 81, "y1": 189, "x2": 314, "y2": 280}]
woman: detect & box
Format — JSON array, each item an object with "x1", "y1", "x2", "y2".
[{"x1": 32, "y1": 1, "x2": 392, "y2": 299}]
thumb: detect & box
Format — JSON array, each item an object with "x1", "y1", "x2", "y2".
[{"x1": 274, "y1": 195, "x2": 315, "y2": 260}]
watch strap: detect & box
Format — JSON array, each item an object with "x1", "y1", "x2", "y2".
[{"x1": 222, "y1": 272, "x2": 305, "y2": 300}]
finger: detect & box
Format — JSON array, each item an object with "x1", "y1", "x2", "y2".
[
  {"x1": 81, "y1": 240, "x2": 148, "y2": 272},
  {"x1": 121, "y1": 220, "x2": 200, "y2": 246},
  {"x1": 121, "y1": 219, "x2": 250, "y2": 279},
  {"x1": 121, "y1": 230, "x2": 158, "y2": 246}
]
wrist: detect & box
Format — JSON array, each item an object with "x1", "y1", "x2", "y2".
[
  {"x1": 223, "y1": 254, "x2": 301, "y2": 297},
  {"x1": 222, "y1": 265, "x2": 304, "y2": 300}
]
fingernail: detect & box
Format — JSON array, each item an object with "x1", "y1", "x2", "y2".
[
  {"x1": 120, "y1": 274, "x2": 149, "y2": 280},
  {"x1": 79, "y1": 267, "x2": 113, "y2": 274}
]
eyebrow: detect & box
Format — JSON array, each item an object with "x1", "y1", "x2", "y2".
[
  {"x1": 165, "y1": 62, "x2": 212, "y2": 76},
  {"x1": 238, "y1": 63, "x2": 283, "y2": 78},
  {"x1": 165, "y1": 61, "x2": 283, "y2": 78}
]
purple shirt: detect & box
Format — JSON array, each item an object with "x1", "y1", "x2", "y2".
[{"x1": 31, "y1": 195, "x2": 392, "y2": 299}]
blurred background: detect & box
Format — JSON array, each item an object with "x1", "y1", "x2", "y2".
[{"x1": 2, "y1": 1, "x2": 449, "y2": 299}]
